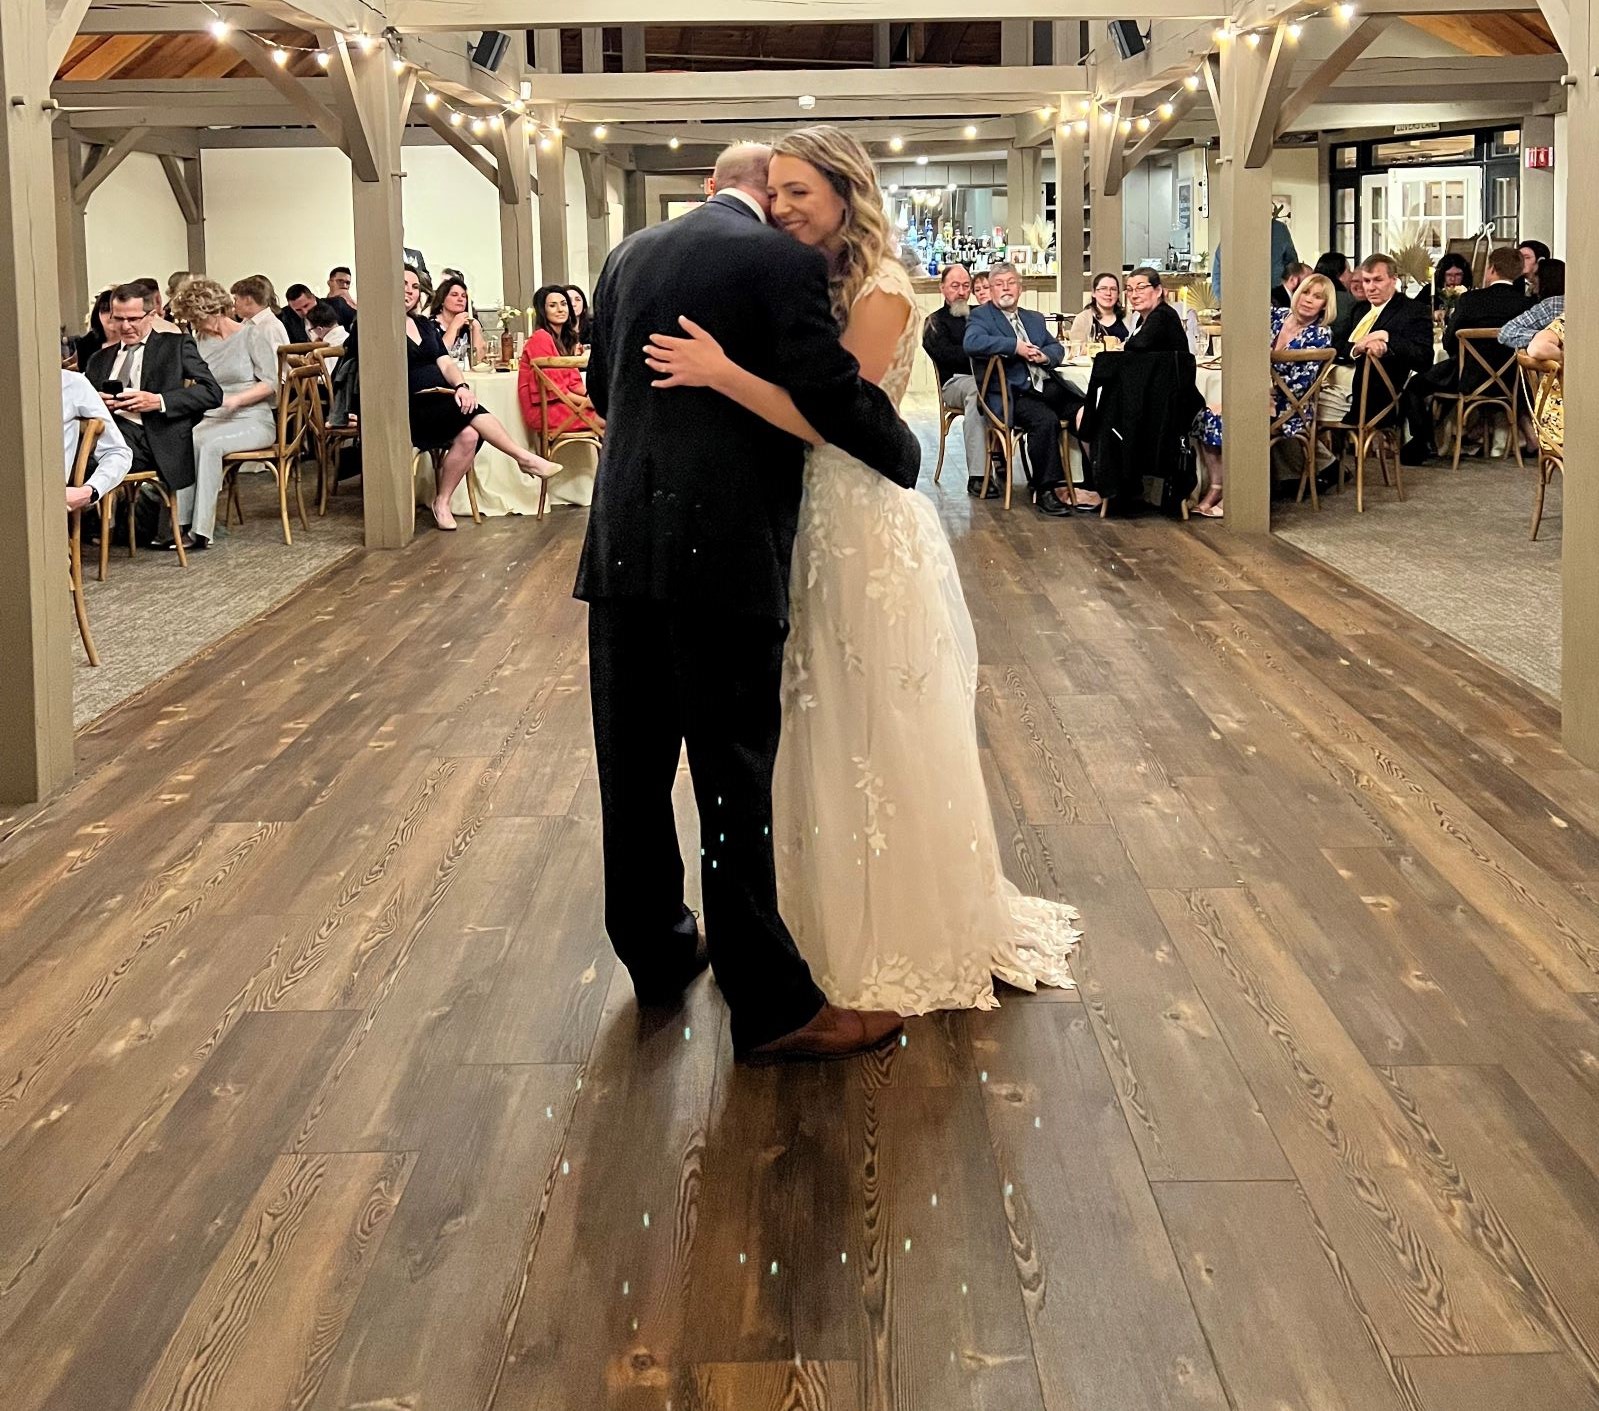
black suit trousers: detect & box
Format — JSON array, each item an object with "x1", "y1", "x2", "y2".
[
  {"x1": 1400, "y1": 361, "x2": 1458, "y2": 450},
  {"x1": 1010, "y1": 377, "x2": 1086, "y2": 497},
  {"x1": 587, "y1": 599, "x2": 827, "y2": 1053}
]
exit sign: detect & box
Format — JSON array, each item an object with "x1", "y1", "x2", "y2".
[{"x1": 1525, "y1": 146, "x2": 1555, "y2": 169}]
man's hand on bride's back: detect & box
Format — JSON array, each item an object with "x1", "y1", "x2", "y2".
[{"x1": 645, "y1": 316, "x2": 729, "y2": 389}]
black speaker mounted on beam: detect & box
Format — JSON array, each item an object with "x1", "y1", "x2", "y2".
[
  {"x1": 1107, "y1": 20, "x2": 1148, "y2": 59},
  {"x1": 471, "y1": 30, "x2": 511, "y2": 72}
]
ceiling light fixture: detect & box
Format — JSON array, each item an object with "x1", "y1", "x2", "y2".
[
  {"x1": 915, "y1": 154, "x2": 928, "y2": 165},
  {"x1": 314, "y1": 49, "x2": 329, "y2": 67},
  {"x1": 1286, "y1": 21, "x2": 1304, "y2": 40},
  {"x1": 889, "y1": 135, "x2": 904, "y2": 151},
  {"x1": 423, "y1": 91, "x2": 438, "y2": 109},
  {"x1": 449, "y1": 111, "x2": 464, "y2": 127},
  {"x1": 271, "y1": 47, "x2": 288, "y2": 65},
  {"x1": 964, "y1": 124, "x2": 978, "y2": 138},
  {"x1": 594, "y1": 124, "x2": 608, "y2": 138},
  {"x1": 1158, "y1": 101, "x2": 1174, "y2": 119},
  {"x1": 208, "y1": 18, "x2": 229, "y2": 36},
  {"x1": 1184, "y1": 73, "x2": 1201, "y2": 90},
  {"x1": 669, "y1": 136, "x2": 680, "y2": 149}
]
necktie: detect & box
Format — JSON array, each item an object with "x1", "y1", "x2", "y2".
[
  {"x1": 111, "y1": 343, "x2": 146, "y2": 423},
  {"x1": 1006, "y1": 312, "x2": 1045, "y2": 390},
  {"x1": 1351, "y1": 302, "x2": 1384, "y2": 343}
]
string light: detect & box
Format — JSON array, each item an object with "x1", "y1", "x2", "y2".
[
  {"x1": 358, "y1": 34, "x2": 379, "y2": 54},
  {"x1": 1158, "y1": 101, "x2": 1174, "y2": 119},
  {"x1": 1336, "y1": 1, "x2": 1357, "y2": 19},
  {"x1": 471, "y1": 117, "x2": 486, "y2": 135},
  {"x1": 1184, "y1": 73, "x2": 1201, "y2": 90},
  {"x1": 1245, "y1": 30, "x2": 1262, "y2": 46},
  {"x1": 449, "y1": 110, "x2": 464, "y2": 127},
  {"x1": 207, "y1": 17, "x2": 229, "y2": 36},
  {"x1": 489, "y1": 114, "x2": 502, "y2": 129},
  {"x1": 889, "y1": 135, "x2": 905, "y2": 151},
  {"x1": 1038, "y1": 105, "x2": 1055, "y2": 119},
  {"x1": 539, "y1": 136, "x2": 554, "y2": 151},
  {"x1": 963, "y1": 124, "x2": 978, "y2": 138},
  {"x1": 1075, "y1": 119, "x2": 1088, "y2": 135},
  {"x1": 392, "y1": 56, "x2": 407, "y2": 72},
  {"x1": 1135, "y1": 115, "x2": 1151, "y2": 132},
  {"x1": 1119, "y1": 118, "x2": 1133, "y2": 134},
  {"x1": 1213, "y1": 25, "x2": 1232, "y2": 41},
  {"x1": 424, "y1": 91, "x2": 438, "y2": 109},
  {"x1": 1287, "y1": 21, "x2": 1304, "y2": 40},
  {"x1": 271, "y1": 46, "x2": 287, "y2": 65},
  {"x1": 314, "y1": 49, "x2": 329, "y2": 67},
  {"x1": 668, "y1": 136, "x2": 681, "y2": 149},
  {"x1": 593, "y1": 124, "x2": 608, "y2": 138}
]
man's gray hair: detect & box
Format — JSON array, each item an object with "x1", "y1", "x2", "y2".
[
  {"x1": 987, "y1": 261, "x2": 1021, "y2": 281},
  {"x1": 713, "y1": 143, "x2": 772, "y2": 193}
]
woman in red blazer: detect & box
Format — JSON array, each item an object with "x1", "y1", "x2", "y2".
[{"x1": 518, "y1": 284, "x2": 604, "y2": 437}]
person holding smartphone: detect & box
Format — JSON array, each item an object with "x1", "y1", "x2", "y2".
[{"x1": 82, "y1": 282, "x2": 222, "y2": 545}]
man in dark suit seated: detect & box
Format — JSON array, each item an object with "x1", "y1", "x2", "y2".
[
  {"x1": 325, "y1": 266, "x2": 357, "y2": 327},
  {"x1": 84, "y1": 282, "x2": 222, "y2": 547},
  {"x1": 1324, "y1": 252, "x2": 1433, "y2": 429},
  {"x1": 281, "y1": 283, "x2": 317, "y2": 344},
  {"x1": 1400, "y1": 245, "x2": 1532, "y2": 463},
  {"x1": 963, "y1": 262, "x2": 1085, "y2": 515}
]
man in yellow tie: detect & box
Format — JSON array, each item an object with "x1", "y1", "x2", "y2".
[{"x1": 1320, "y1": 253, "x2": 1434, "y2": 428}]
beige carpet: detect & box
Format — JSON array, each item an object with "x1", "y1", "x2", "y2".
[
  {"x1": 73, "y1": 475, "x2": 365, "y2": 727},
  {"x1": 1274, "y1": 453, "x2": 1561, "y2": 697}
]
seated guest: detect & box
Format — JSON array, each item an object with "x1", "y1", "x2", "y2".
[
  {"x1": 401, "y1": 265, "x2": 558, "y2": 531},
  {"x1": 1324, "y1": 253, "x2": 1432, "y2": 426},
  {"x1": 518, "y1": 283, "x2": 603, "y2": 440},
  {"x1": 326, "y1": 266, "x2": 357, "y2": 326},
  {"x1": 1431, "y1": 252, "x2": 1474, "y2": 311},
  {"x1": 1194, "y1": 273, "x2": 1336, "y2": 519},
  {"x1": 963, "y1": 261, "x2": 1084, "y2": 516},
  {"x1": 83, "y1": 281, "x2": 222, "y2": 541},
  {"x1": 1315, "y1": 252, "x2": 1356, "y2": 324},
  {"x1": 281, "y1": 283, "x2": 317, "y2": 343},
  {"x1": 1272, "y1": 261, "x2": 1312, "y2": 309},
  {"x1": 62, "y1": 367, "x2": 132, "y2": 513},
  {"x1": 305, "y1": 300, "x2": 348, "y2": 348},
  {"x1": 1069, "y1": 271, "x2": 1130, "y2": 345},
  {"x1": 1526, "y1": 315, "x2": 1565, "y2": 446},
  {"x1": 1499, "y1": 257, "x2": 1565, "y2": 349},
  {"x1": 231, "y1": 276, "x2": 290, "y2": 361},
  {"x1": 563, "y1": 285, "x2": 594, "y2": 350},
  {"x1": 921, "y1": 264, "x2": 993, "y2": 497},
  {"x1": 133, "y1": 276, "x2": 182, "y2": 334},
  {"x1": 429, "y1": 275, "x2": 489, "y2": 364},
  {"x1": 1515, "y1": 239, "x2": 1552, "y2": 296},
  {"x1": 74, "y1": 288, "x2": 113, "y2": 371},
  {"x1": 1123, "y1": 269, "x2": 1191, "y2": 352},
  {"x1": 168, "y1": 277, "x2": 280, "y2": 549},
  {"x1": 1400, "y1": 246, "x2": 1531, "y2": 463},
  {"x1": 972, "y1": 270, "x2": 992, "y2": 306}
]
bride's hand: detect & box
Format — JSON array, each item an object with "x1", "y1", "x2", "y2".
[{"x1": 645, "y1": 316, "x2": 728, "y2": 389}]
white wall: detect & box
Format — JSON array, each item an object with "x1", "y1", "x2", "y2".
[
  {"x1": 564, "y1": 147, "x2": 589, "y2": 291},
  {"x1": 84, "y1": 152, "x2": 190, "y2": 295},
  {"x1": 197, "y1": 143, "x2": 505, "y2": 310},
  {"x1": 643, "y1": 173, "x2": 706, "y2": 226},
  {"x1": 1270, "y1": 145, "x2": 1325, "y2": 267}
]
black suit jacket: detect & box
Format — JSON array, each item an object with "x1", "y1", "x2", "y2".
[
  {"x1": 921, "y1": 304, "x2": 971, "y2": 385},
  {"x1": 279, "y1": 307, "x2": 309, "y2": 345},
  {"x1": 1333, "y1": 291, "x2": 1433, "y2": 418},
  {"x1": 575, "y1": 193, "x2": 921, "y2": 620},
  {"x1": 84, "y1": 331, "x2": 223, "y2": 492},
  {"x1": 1440, "y1": 281, "x2": 1532, "y2": 374},
  {"x1": 1124, "y1": 299, "x2": 1189, "y2": 353}
]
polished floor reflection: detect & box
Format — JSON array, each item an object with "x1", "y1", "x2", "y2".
[{"x1": 3, "y1": 426, "x2": 1599, "y2": 1410}]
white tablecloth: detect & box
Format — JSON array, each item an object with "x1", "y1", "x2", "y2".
[{"x1": 411, "y1": 369, "x2": 596, "y2": 517}]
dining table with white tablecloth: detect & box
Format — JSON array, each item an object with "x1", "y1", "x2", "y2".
[{"x1": 410, "y1": 368, "x2": 597, "y2": 517}]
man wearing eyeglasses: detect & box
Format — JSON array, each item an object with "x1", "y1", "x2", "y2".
[{"x1": 83, "y1": 283, "x2": 222, "y2": 545}]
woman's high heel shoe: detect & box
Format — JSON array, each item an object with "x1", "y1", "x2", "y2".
[{"x1": 430, "y1": 499, "x2": 458, "y2": 531}]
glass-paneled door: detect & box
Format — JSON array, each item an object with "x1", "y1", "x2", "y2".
[{"x1": 1361, "y1": 165, "x2": 1482, "y2": 259}]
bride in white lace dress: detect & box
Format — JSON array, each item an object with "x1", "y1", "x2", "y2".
[{"x1": 645, "y1": 126, "x2": 1079, "y2": 1014}]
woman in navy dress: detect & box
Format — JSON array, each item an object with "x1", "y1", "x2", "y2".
[
  {"x1": 1194, "y1": 272, "x2": 1336, "y2": 519},
  {"x1": 402, "y1": 266, "x2": 558, "y2": 529}
]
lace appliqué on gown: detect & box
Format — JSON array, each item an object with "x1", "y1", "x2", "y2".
[{"x1": 773, "y1": 258, "x2": 1081, "y2": 1015}]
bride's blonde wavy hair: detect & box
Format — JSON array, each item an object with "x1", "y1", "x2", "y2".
[{"x1": 770, "y1": 125, "x2": 893, "y2": 326}]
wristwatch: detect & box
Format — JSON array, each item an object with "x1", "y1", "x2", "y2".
[{"x1": 87, "y1": 486, "x2": 102, "y2": 507}]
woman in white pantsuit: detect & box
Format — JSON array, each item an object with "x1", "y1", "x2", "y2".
[{"x1": 169, "y1": 277, "x2": 279, "y2": 549}]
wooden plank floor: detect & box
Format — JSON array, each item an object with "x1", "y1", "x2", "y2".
[{"x1": 4, "y1": 470, "x2": 1599, "y2": 1410}]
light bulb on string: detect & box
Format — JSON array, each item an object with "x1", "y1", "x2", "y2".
[
  {"x1": 1075, "y1": 119, "x2": 1088, "y2": 135},
  {"x1": 208, "y1": 18, "x2": 229, "y2": 37},
  {"x1": 392, "y1": 56, "x2": 407, "y2": 73},
  {"x1": 594, "y1": 124, "x2": 608, "y2": 138},
  {"x1": 423, "y1": 90, "x2": 438, "y2": 109},
  {"x1": 1287, "y1": 21, "x2": 1304, "y2": 40},
  {"x1": 358, "y1": 34, "x2": 378, "y2": 54},
  {"x1": 964, "y1": 124, "x2": 978, "y2": 139},
  {"x1": 668, "y1": 136, "x2": 681, "y2": 149},
  {"x1": 1136, "y1": 115, "x2": 1151, "y2": 132},
  {"x1": 539, "y1": 136, "x2": 554, "y2": 151},
  {"x1": 1158, "y1": 101, "x2": 1174, "y2": 119},
  {"x1": 1213, "y1": 25, "x2": 1231, "y2": 41},
  {"x1": 471, "y1": 117, "x2": 486, "y2": 135},
  {"x1": 1244, "y1": 30, "x2": 1261, "y2": 47},
  {"x1": 889, "y1": 135, "x2": 904, "y2": 152},
  {"x1": 271, "y1": 46, "x2": 288, "y2": 65},
  {"x1": 1119, "y1": 119, "x2": 1132, "y2": 134},
  {"x1": 1336, "y1": 2, "x2": 1357, "y2": 19},
  {"x1": 1079, "y1": 98, "x2": 1092, "y2": 115},
  {"x1": 1100, "y1": 109, "x2": 1115, "y2": 126},
  {"x1": 449, "y1": 110, "x2": 464, "y2": 127},
  {"x1": 315, "y1": 49, "x2": 329, "y2": 67},
  {"x1": 1184, "y1": 73, "x2": 1200, "y2": 91},
  {"x1": 489, "y1": 114, "x2": 502, "y2": 130}
]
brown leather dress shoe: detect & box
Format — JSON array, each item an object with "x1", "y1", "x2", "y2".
[{"x1": 743, "y1": 1003, "x2": 904, "y2": 1064}]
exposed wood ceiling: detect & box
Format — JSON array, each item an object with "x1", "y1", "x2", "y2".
[
  {"x1": 559, "y1": 22, "x2": 1002, "y2": 72},
  {"x1": 58, "y1": 30, "x2": 323, "y2": 80},
  {"x1": 1405, "y1": 12, "x2": 1558, "y2": 56}
]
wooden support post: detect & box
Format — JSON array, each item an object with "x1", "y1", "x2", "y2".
[
  {"x1": 534, "y1": 106, "x2": 568, "y2": 283},
  {"x1": 158, "y1": 151, "x2": 205, "y2": 273},
  {"x1": 581, "y1": 26, "x2": 603, "y2": 73},
  {"x1": 344, "y1": 37, "x2": 416, "y2": 549},
  {"x1": 226, "y1": 29, "x2": 347, "y2": 150},
  {"x1": 1562, "y1": 0, "x2": 1599, "y2": 762},
  {"x1": 873, "y1": 21, "x2": 892, "y2": 67},
  {"x1": 1097, "y1": 96, "x2": 1132, "y2": 198},
  {"x1": 1005, "y1": 142, "x2": 1042, "y2": 236},
  {"x1": 1053, "y1": 121, "x2": 1086, "y2": 314},
  {"x1": 1215, "y1": 33, "x2": 1274, "y2": 537},
  {"x1": 1000, "y1": 19, "x2": 1031, "y2": 66},
  {"x1": 1087, "y1": 108, "x2": 1124, "y2": 275},
  {"x1": 580, "y1": 148, "x2": 610, "y2": 286},
  {"x1": 621, "y1": 25, "x2": 645, "y2": 71},
  {"x1": 622, "y1": 164, "x2": 646, "y2": 235},
  {"x1": 492, "y1": 113, "x2": 536, "y2": 315},
  {"x1": 1, "y1": 0, "x2": 75, "y2": 804},
  {"x1": 53, "y1": 125, "x2": 88, "y2": 329}
]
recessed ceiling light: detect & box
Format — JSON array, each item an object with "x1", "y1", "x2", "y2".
[
  {"x1": 915, "y1": 154, "x2": 928, "y2": 166},
  {"x1": 964, "y1": 124, "x2": 978, "y2": 139},
  {"x1": 889, "y1": 136, "x2": 904, "y2": 152}
]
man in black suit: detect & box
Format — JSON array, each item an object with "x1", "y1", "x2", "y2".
[
  {"x1": 281, "y1": 283, "x2": 317, "y2": 344},
  {"x1": 1400, "y1": 245, "x2": 1532, "y2": 463},
  {"x1": 576, "y1": 143, "x2": 919, "y2": 1063},
  {"x1": 325, "y1": 266, "x2": 357, "y2": 327},
  {"x1": 84, "y1": 283, "x2": 222, "y2": 542},
  {"x1": 1326, "y1": 253, "x2": 1433, "y2": 427}
]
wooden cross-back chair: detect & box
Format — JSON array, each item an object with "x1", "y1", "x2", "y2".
[
  {"x1": 97, "y1": 459, "x2": 189, "y2": 580},
  {"x1": 1437, "y1": 328, "x2": 1524, "y2": 472},
  {"x1": 973, "y1": 355, "x2": 1078, "y2": 514},
  {"x1": 307, "y1": 347, "x2": 357, "y2": 515},
  {"x1": 1320, "y1": 354, "x2": 1405, "y2": 513},
  {"x1": 276, "y1": 340, "x2": 329, "y2": 386},
  {"x1": 1265, "y1": 347, "x2": 1337, "y2": 510},
  {"x1": 221, "y1": 364, "x2": 317, "y2": 544},
  {"x1": 1516, "y1": 350, "x2": 1563, "y2": 541},
  {"x1": 526, "y1": 355, "x2": 601, "y2": 519},
  {"x1": 933, "y1": 403, "x2": 962, "y2": 483},
  {"x1": 68, "y1": 417, "x2": 104, "y2": 667}
]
